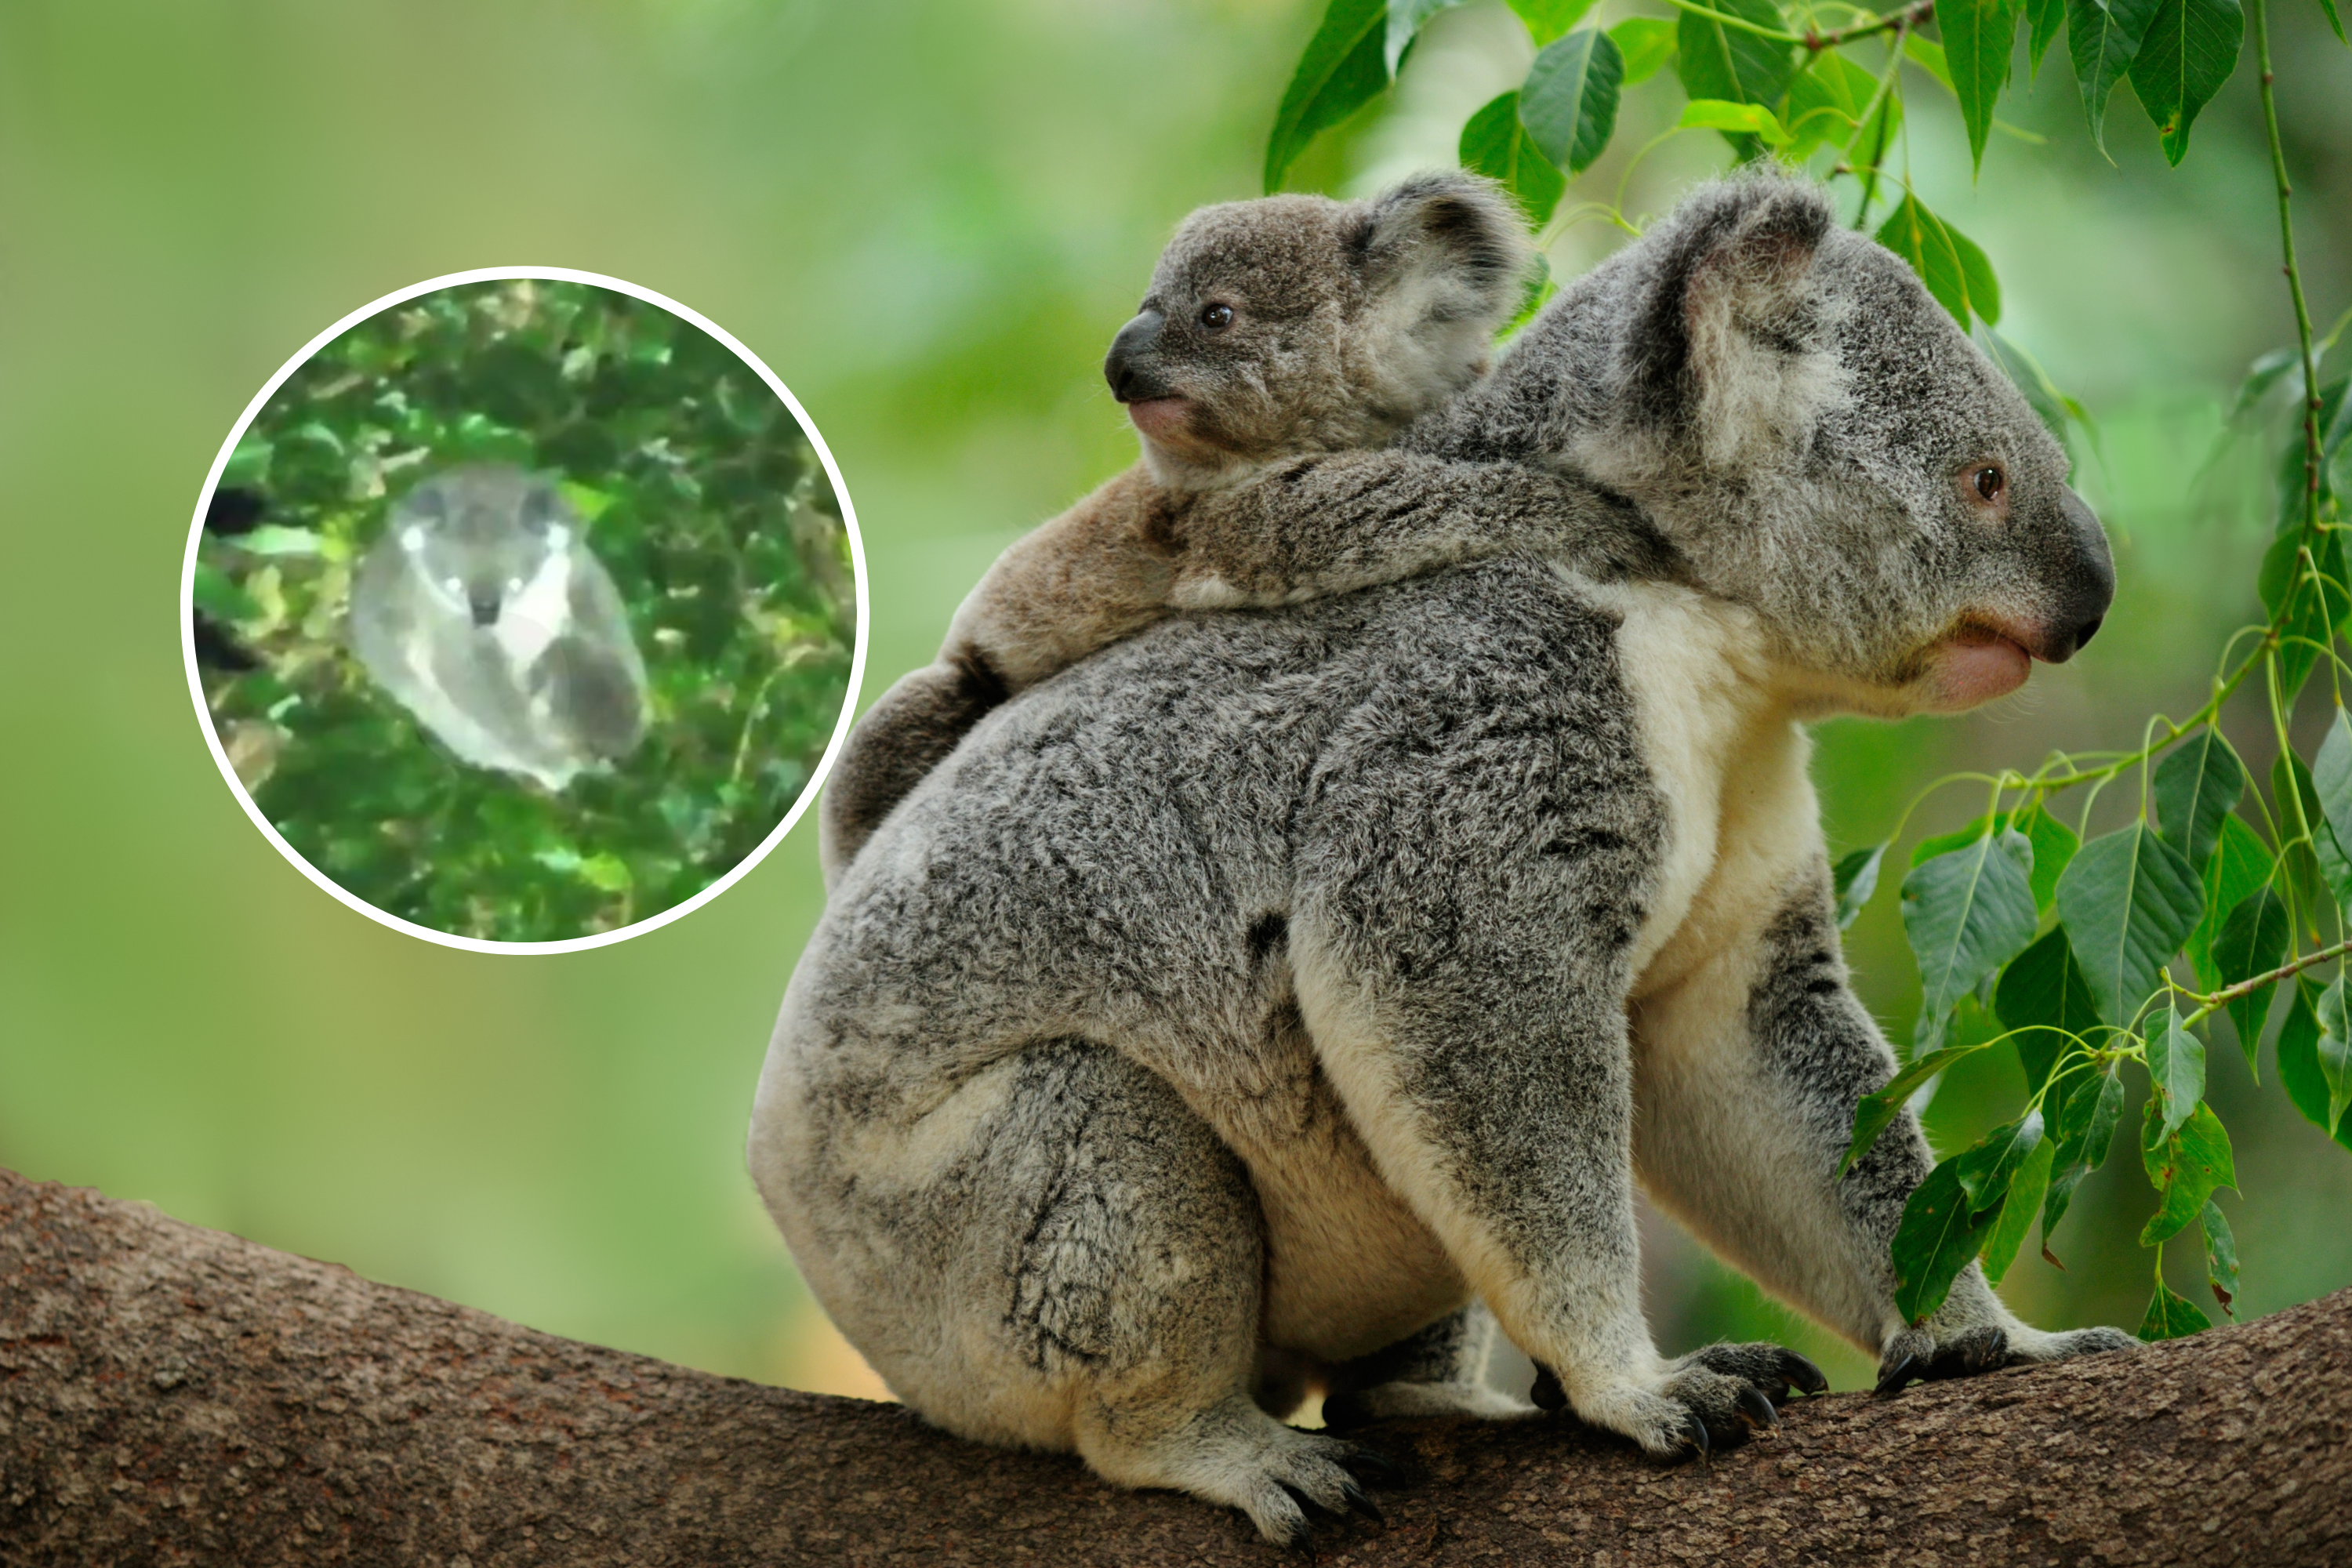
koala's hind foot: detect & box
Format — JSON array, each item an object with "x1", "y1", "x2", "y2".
[
  {"x1": 1087, "y1": 1395, "x2": 1396, "y2": 1548},
  {"x1": 1532, "y1": 1341, "x2": 1828, "y2": 1455},
  {"x1": 1321, "y1": 1302, "x2": 1536, "y2": 1430},
  {"x1": 1876, "y1": 1316, "x2": 2136, "y2": 1395}
]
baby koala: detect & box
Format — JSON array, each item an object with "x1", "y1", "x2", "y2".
[{"x1": 819, "y1": 172, "x2": 1671, "y2": 880}]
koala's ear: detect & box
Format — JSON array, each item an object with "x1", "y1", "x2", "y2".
[
  {"x1": 1626, "y1": 176, "x2": 1840, "y2": 466},
  {"x1": 1348, "y1": 172, "x2": 1538, "y2": 332}
]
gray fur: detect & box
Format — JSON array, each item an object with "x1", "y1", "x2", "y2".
[{"x1": 755, "y1": 173, "x2": 2126, "y2": 1544}]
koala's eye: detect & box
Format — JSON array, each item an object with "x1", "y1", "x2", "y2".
[
  {"x1": 1973, "y1": 465, "x2": 2005, "y2": 503},
  {"x1": 1199, "y1": 302, "x2": 1234, "y2": 332},
  {"x1": 444, "y1": 576, "x2": 465, "y2": 596},
  {"x1": 506, "y1": 576, "x2": 525, "y2": 593}
]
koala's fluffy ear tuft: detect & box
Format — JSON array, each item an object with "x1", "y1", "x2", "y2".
[
  {"x1": 1350, "y1": 171, "x2": 1538, "y2": 333},
  {"x1": 1626, "y1": 174, "x2": 1842, "y2": 468}
]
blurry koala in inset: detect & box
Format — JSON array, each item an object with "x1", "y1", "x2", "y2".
[
  {"x1": 818, "y1": 173, "x2": 1674, "y2": 881},
  {"x1": 349, "y1": 465, "x2": 648, "y2": 790}
]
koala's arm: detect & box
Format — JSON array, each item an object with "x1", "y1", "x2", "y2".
[{"x1": 1154, "y1": 451, "x2": 1681, "y2": 609}]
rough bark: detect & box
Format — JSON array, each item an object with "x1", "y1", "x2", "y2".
[{"x1": 2, "y1": 1168, "x2": 2346, "y2": 1567}]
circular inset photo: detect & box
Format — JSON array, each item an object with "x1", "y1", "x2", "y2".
[{"x1": 184, "y1": 270, "x2": 866, "y2": 951}]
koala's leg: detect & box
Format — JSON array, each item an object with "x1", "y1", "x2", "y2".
[
  {"x1": 816, "y1": 657, "x2": 1007, "y2": 884},
  {"x1": 1321, "y1": 1301, "x2": 1534, "y2": 1428},
  {"x1": 764, "y1": 1038, "x2": 1388, "y2": 1545},
  {"x1": 1632, "y1": 877, "x2": 2134, "y2": 1392},
  {"x1": 1290, "y1": 765, "x2": 1798, "y2": 1454}
]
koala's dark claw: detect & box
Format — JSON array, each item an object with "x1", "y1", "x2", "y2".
[
  {"x1": 1680, "y1": 1411, "x2": 1711, "y2": 1459},
  {"x1": 1735, "y1": 1385, "x2": 1778, "y2": 1431},
  {"x1": 1530, "y1": 1363, "x2": 1567, "y2": 1411},
  {"x1": 1781, "y1": 1351, "x2": 1829, "y2": 1397},
  {"x1": 1339, "y1": 1445, "x2": 1405, "y2": 1487},
  {"x1": 1339, "y1": 1476, "x2": 1385, "y2": 1525},
  {"x1": 1874, "y1": 1352, "x2": 1919, "y2": 1396}
]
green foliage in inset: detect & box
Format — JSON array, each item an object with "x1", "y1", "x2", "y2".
[
  {"x1": 1519, "y1": 29, "x2": 1623, "y2": 175},
  {"x1": 194, "y1": 280, "x2": 856, "y2": 944},
  {"x1": 1266, "y1": 0, "x2": 1390, "y2": 191},
  {"x1": 1461, "y1": 93, "x2": 1566, "y2": 225}
]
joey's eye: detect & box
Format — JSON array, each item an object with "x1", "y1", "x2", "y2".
[
  {"x1": 1199, "y1": 302, "x2": 1234, "y2": 332},
  {"x1": 444, "y1": 576, "x2": 465, "y2": 596},
  {"x1": 506, "y1": 576, "x2": 524, "y2": 593},
  {"x1": 1973, "y1": 465, "x2": 2005, "y2": 503}
]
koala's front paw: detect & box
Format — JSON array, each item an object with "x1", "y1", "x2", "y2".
[
  {"x1": 1534, "y1": 1341, "x2": 1827, "y2": 1457},
  {"x1": 1875, "y1": 1320, "x2": 2135, "y2": 1396}
]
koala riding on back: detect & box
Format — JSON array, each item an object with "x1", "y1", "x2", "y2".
[
  {"x1": 818, "y1": 174, "x2": 1671, "y2": 880},
  {"x1": 753, "y1": 175, "x2": 2129, "y2": 1547}
]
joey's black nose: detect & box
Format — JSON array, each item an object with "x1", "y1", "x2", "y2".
[
  {"x1": 1104, "y1": 310, "x2": 1168, "y2": 403},
  {"x1": 470, "y1": 591, "x2": 500, "y2": 627}
]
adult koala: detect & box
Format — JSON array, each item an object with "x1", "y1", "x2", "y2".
[{"x1": 750, "y1": 176, "x2": 2129, "y2": 1545}]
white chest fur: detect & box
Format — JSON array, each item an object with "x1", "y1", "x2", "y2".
[
  {"x1": 1570, "y1": 575, "x2": 1822, "y2": 998},
  {"x1": 494, "y1": 550, "x2": 573, "y2": 673}
]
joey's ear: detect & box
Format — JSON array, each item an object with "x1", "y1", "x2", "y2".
[
  {"x1": 1349, "y1": 171, "x2": 1538, "y2": 333},
  {"x1": 1625, "y1": 176, "x2": 1840, "y2": 466}
]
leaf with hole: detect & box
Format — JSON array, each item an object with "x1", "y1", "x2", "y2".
[
  {"x1": 1940, "y1": 0, "x2": 2024, "y2": 173},
  {"x1": 1875, "y1": 194, "x2": 2002, "y2": 328},
  {"x1": 1833, "y1": 843, "x2": 1888, "y2": 931},
  {"x1": 2201, "y1": 1198, "x2": 2238, "y2": 1315},
  {"x1": 2136, "y1": 1279, "x2": 2212, "y2": 1341},
  {"x1": 1461, "y1": 93, "x2": 1566, "y2": 225},
  {"x1": 2126, "y1": 0, "x2": 2245, "y2": 165},
  {"x1": 1520, "y1": 29, "x2": 1623, "y2": 174},
  {"x1": 2056, "y1": 823, "x2": 2205, "y2": 1028},
  {"x1": 2067, "y1": 0, "x2": 2161, "y2": 151},
  {"x1": 2139, "y1": 1098, "x2": 2236, "y2": 1247},
  {"x1": 2153, "y1": 729, "x2": 2245, "y2": 873},
  {"x1": 1995, "y1": 927, "x2": 2101, "y2": 1094},
  {"x1": 1266, "y1": 0, "x2": 1391, "y2": 191},
  {"x1": 1903, "y1": 827, "x2": 2038, "y2": 1047}
]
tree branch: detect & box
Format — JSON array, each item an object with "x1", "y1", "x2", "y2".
[{"x1": 3, "y1": 1167, "x2": 2348, "y2": 1565}]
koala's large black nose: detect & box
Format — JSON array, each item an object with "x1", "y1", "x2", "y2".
[
  {"x1": 2051, "y1": 485, "x2": 2114, "y2": 659},
  {"x1": 1104, "y1": 310, "x2": 1168, "y2": 403},
  {"x1": 470, "y1": 590, "x2": 501, "y2": 628}
]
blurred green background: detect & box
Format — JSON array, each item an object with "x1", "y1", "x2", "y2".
[
  {"x1": 199, "y1": 278, "x2": 855, "y2": 945},
  {"x1": 2, "y1": 0, "x2": 2347, "y2": 1403}
]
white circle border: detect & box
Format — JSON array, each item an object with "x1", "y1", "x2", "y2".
[{"x1": 179, "y1": 266, "x2": 871, "y2": 956}]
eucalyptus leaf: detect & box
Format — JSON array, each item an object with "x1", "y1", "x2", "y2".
[
  {"x1": 1507, "y1": 0, "x2": 1598, "y2": 42},
  {"x1": 1266, "y1": 0, "x2": 1390, "y2": 192},
  {"x1": 2067, "y1": 0, "x2": 2161, "y2": 151},
  {"x1": 2055, "y1": 823, "x2": 2205, "y2": 1028},
  {"x1": 1955, "y1": 1107, "x2": 2045, "y2": 1214},
  {"x1": 1460, "y1": 92, "x2": 1566, "y2": 225},
  {"x1": 2143, "y1": 1004, "x2": 2205, "y2": 1143},
  {"x1": 1981, "y1": 1135, "x2": 2055, "y2": 1285},
  {"x1": 2152, "y1": 728, "x2": 2245, "y2": 872},
  {"x1": 1994, "y1": 927, "x2": 2101, "y2": 1093},
  {"x1": 1607, "y1": 16, "x2": 1679, "y2": 84},
  {"x1": 1892, "y1": 1155, "x2": 2002, "y2": 1323},
  {"x1": 1875, "y1": 194, "x2": 2002, "y2": 327},
  {"x1": 1833, "y1": 843, "x2": 1888, "y2": 931},
  {"x1": 1676, "y1": 0, "x2": 1798, "y2": 153},
  {"x1": 1903, "y1": 828, "x2": 2038, "y2": 1047},
  {"x1": 2276, "y1": 981, "x2": 2352, "y2": 1151},
  {"x1": 1677, "y1": 98, "x2": 1792, "y2": 146},
  {"x1": 2209, "y1": 887, "x2": 2288, "y2": 1073},
  {"x1": 2136, "y1": 1279, "x2": 2212, "y2": 1341},
  {"x1": 2186, "y1": 813, "x2": 2276, "y2": 982},
  {"x1": 2026, "y1": 0, "x2": 2067, "y2": 71},
  {"x1": 2042, "y1": 1062, "x2": 2124, "y2": 1251},
  {"x1": 2318, "y1": 975, "x2": 2352, "y2": 1134},
  {"x1": 1940, "y1": 0, "x2": 2024, "y2": 173},
  {"x1": 1519, "y1": 29, "x2": 1623, "y2": 173},
  {"x1": 1387, "y1": 0, "x2": 1468, "y2": 73},
  {"x1": 1837, "y1": 1040, "x2": 1992, "y2": 1178},
  {"x1": 2126, "y1": 0, "x2": 2245, "y2": 166},
  {"x1": 2139, "y1": 1099, "x2": 2237, "y2": 1247},
  {"x1": 2200, "y1": 1197, "x2": 2238, "y2": 1315}
]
